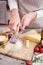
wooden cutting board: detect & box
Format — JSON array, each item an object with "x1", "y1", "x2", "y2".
[
  {"x1": 0, "y1": 42, "x2": 37, "y2": 61},
  {"x1": 0, "y1": 26, "x2": 38, "y2": 60}
]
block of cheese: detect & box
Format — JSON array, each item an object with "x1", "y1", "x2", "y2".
[
  {"x1": 19, "y1": 30, "x2": 41, "y2": 43},
  {"x1": 26, "y1": 40, "x2": 29, "y2": 48},
  {"x1": 27, "y1": 29, "x2": 38, "y2": 34}
]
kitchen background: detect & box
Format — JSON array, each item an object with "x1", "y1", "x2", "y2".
[{"x1": 0, "y1": 0, "x2": 10, "y2": 24}]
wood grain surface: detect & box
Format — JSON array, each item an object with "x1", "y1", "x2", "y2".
[
  {"x1": 0, "y1": 42, "x2": 37, "y2": 61},
  {"x1": 0, "y1": 26, "x2": 38, "y2": 61}
]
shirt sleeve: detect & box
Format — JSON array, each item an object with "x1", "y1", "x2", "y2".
[
  {"x1": 8, "y1": 0, "x2": 18, "y2": 10},
  {"x1": 36, "y1": 9, "x2": 43, "y2": 18}
]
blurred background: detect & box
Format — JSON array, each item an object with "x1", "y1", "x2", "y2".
[{"x1": 0, "y1": 0, "x2": 10, "y2": 24}]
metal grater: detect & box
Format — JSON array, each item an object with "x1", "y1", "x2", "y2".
[
  {"x1": 9, "y1": 29, "x2": 32, "y2": 44},
  {"x1": 9, "y1": 28, "x2": 30, "y2": 44},
  {"x1": 9, "y1": 31, "x2": 23, "y2": 44}
]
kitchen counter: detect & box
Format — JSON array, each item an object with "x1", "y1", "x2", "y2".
[{"x1": 0, "y1": 54, "x2": 25, "y2": 65}]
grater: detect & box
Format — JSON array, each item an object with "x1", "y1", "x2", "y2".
[
  {"x1": 9, "y1": 31, "x2": 23, "y2": 44},
  {"x1": 9, "y1": 29, "x2": 29, "y2": 44}
]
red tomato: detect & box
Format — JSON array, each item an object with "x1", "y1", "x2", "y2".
[
  {"x1": 37, "y1": 44, "x2": 41, "y2": 49},
  {"x1": 8, "y1": 34, "x2": 12, "y2": 39},
  {"x1": 39, "y1": 48, "x2": 43, "y2": 53},
  {"x1": 25, "y1": 61, "x2": 32, "y2": 65},
  {"x1": 34, "y1": 47, "x2": 39, "y2": 52}
]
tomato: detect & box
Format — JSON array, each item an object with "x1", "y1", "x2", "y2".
[
  {"x1": 39, "y1": 48, "x2": 43, "y2": 53},
  {"x1": 25, "y1": 61, "x2": 32, "y2": 65},
  {"x1": 37, "y1": 44, "x2": 41, "y2": 49},
  {"x1": 8, "y1": 34, "x2": 12, "y2": 39},
  {"x1": 34, "y1": 47, "x2": 39, "y2": 52}
]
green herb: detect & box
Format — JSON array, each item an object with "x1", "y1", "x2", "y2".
[
  {"x1": 32, "y1": 55, "x2": 43, "y2": 63},
  {"x1": 32, "y1": 57, "x2": 40, "y2": 62},
  {"x1": 1, "y1": 44, "x2": 5, "y2": 49}
]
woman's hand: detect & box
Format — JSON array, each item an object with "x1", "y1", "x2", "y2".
[
  {"x1": 9, "y1": 9, "x2": 20, "y2": 32},
  {"x1": 21, "y1": 12, "x2": 37, "y2": 30}
]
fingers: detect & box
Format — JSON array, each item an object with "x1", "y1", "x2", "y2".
[
  {"x1": 13, "y1": 23, "x2": 20, "y2": 32},
  {"x1": 12, "y1": 24, "x2": 17, "y2": 32},
  {"x1": 9, "y1": 19, "x2": 15, "y2": 29},
  {"x1": 16, "y1": 24, "x2": 20, "y2": 32},
  {"x1": 9, "y1": 21, "x2": 20, "y2": 33},
  {"x1": 22, "y1": 23, "x2": 25, "y2": 30},
  {"x1": 9, "y1": 18, "x2": 20, "y2": 32},
  {"x1": 21, "y1": 17, "x2": 26, "y2": 30},
  {"x1": 21, "y1": 12, "x2": 36, "y2": 30}
]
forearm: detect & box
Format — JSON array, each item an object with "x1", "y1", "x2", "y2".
[
  {"x1": 11, "y1": 9, "x2": 18, "y2": 15},
  {"x1": 11, "y1": 9, "x2": 20, "y2": 19}
]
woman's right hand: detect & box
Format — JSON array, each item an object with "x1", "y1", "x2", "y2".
[{"x1": 9, "y1": 9, "x2": 20, "y2": 32}]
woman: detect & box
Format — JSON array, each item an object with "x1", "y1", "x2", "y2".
[{"x1": 8, "y1": 0, "x2": 43, "y2": 32}]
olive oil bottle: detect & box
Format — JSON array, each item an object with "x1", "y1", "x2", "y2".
[{"x1": 41, "y1": 30, "x2": 43, "y2": 39}]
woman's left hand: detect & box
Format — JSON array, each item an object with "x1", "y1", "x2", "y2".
[{"x1": 21, "y1": 12, "x2": 37, "y2": 30}]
